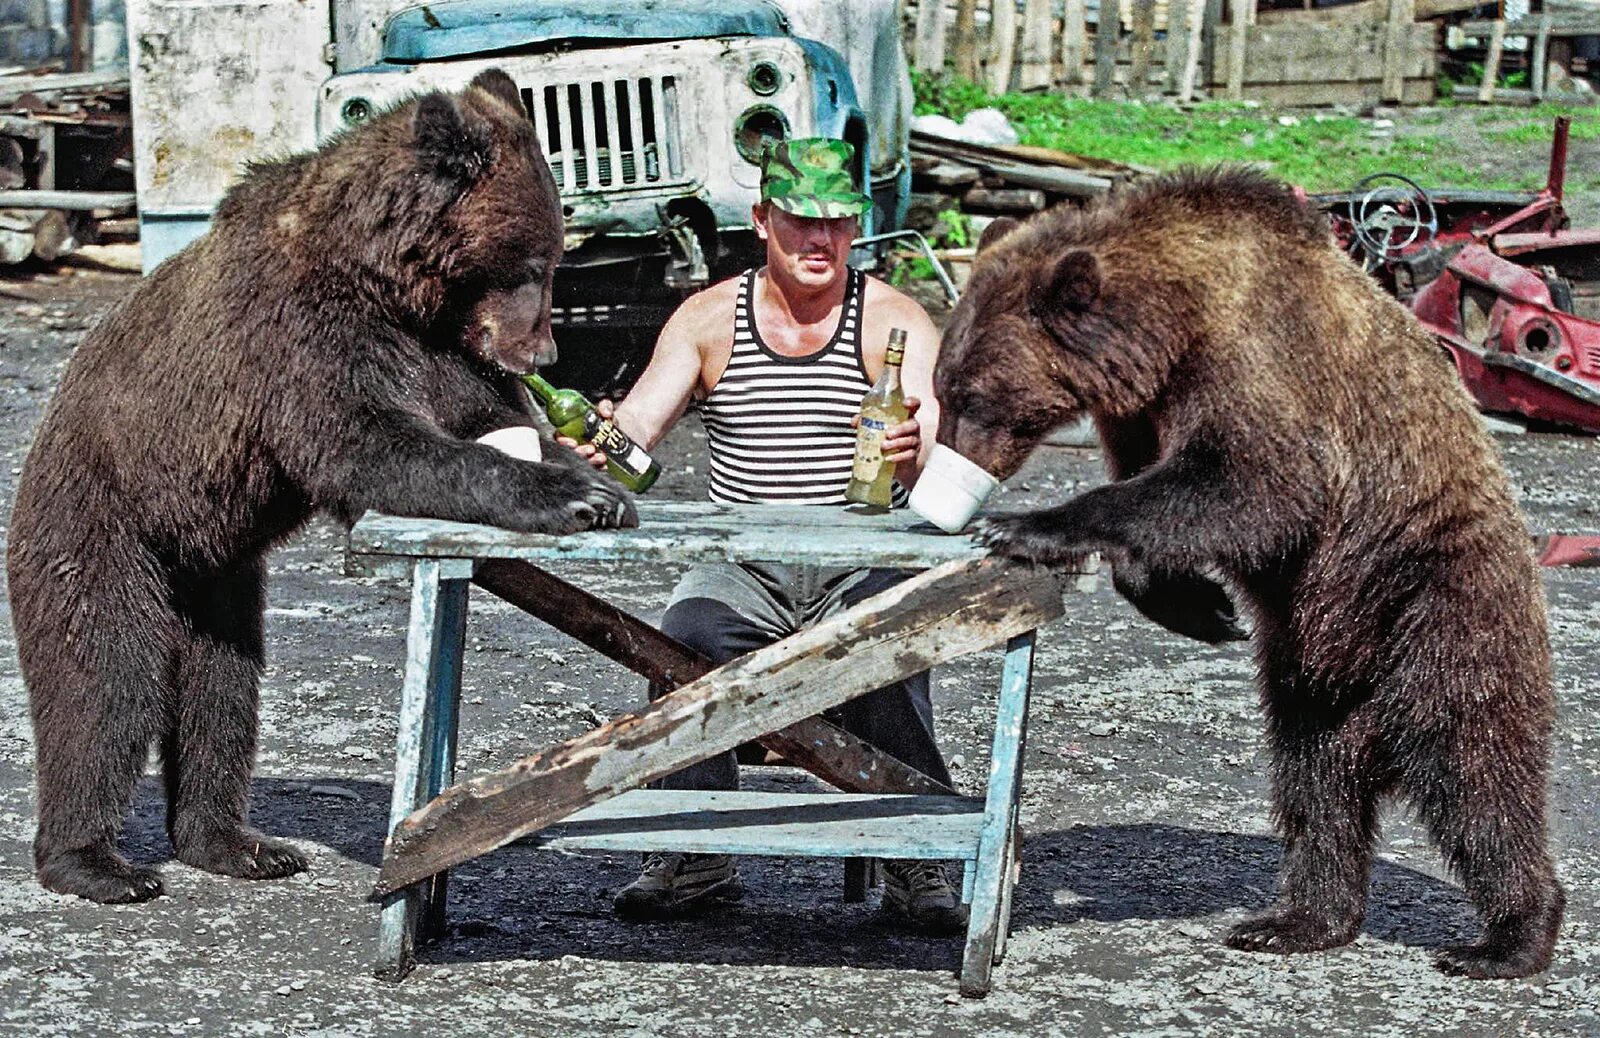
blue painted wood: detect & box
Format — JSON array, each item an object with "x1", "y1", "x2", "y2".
[
  {"x1": 346, "y1": 505, "x2": 1014, "y2": 570},
  {"x1": 960, "y1": 630, "x2": 1036, "y2": 998},
  {"x1": 374, "y1": 560, "x2": 469, "y2": 981},
  {"x1": 523, "y1": 789, "x2": 987, "y2": 859},
  {"x1": 420, "y1": 577, "x2": 469, "y2": 942}
]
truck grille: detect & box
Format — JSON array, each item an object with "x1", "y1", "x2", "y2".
[{"x1": 522, "y1": 76, "x2": 685, "y2": 194}]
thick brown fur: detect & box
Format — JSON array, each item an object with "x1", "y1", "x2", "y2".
[
  {"x1": 938, "y1": 167, "x2": 1563, "y2": 978},
  {"x1": 6, "y1": 70, "x2": 635, "y2": 905}
]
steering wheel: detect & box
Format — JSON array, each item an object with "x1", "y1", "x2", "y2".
[{"x1": 1350, "y1": 172, "x2": 1438, "y2": 266}]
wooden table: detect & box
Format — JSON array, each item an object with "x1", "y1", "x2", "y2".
[{"x1": 345, "y1": 502, "x2": 1094, "y2": 997}]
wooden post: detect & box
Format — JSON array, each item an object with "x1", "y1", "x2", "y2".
[
  {"x1": 66, "y1": 0, "x2": 91, "y2": 72},
  {"x1": 1019, "y1": 0, "x2": 1054, "y2": 89},
  {"x1": 1380, "y1": 0, "x2": 1413, "y2": 104},
  {"x1": 1130, "y1": 0, "x2": 1158, "y2": 97},
  {"x1": 988, "y1": 0, "x2": 1018, "y2": 93},
  {"x1": 1093, "y1": 0, "x2": 1122, "y2": 96},
  {"x1": 1062, "y1": 0, "x2": 1089, "y2": 87},
  {"x1": 1201, "y1": 0, "x2": 1224, "y2": 94},
  {"x1": 1180, "y1": 0, "x2": 1207, "y2": 101},
  {"x1": 1226, "y1": 0, "x2": 1255, "y2": 101},
  {"x1": 1478, "y1": 19, "x2": 1505, "y2": 102},
  {"x1": 371, "y1": 557, "x2": 1066, "y2": 897},
  {"x1": 915, "y1": 0, "x2": 949, "y2": 74},
  {"x1": 954, "y1": 0, "x2": 982, "y2": 81},
  {"x1": 1531, "y1": 12, "x2": 1553, "y2": 100}
]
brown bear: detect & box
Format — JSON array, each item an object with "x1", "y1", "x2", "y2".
[
  {"x1": 6, "y1": 69, "x2": 635, "y2": 905},
  {"x1": 935, "y1": 168, "x2": 1563, "y2": 979}
]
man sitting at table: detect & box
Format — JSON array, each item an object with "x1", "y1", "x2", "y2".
[{"x1": 558, "y1": 137, "x2": 964, "y2": 933}]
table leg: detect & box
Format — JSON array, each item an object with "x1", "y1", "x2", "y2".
[
  {"x1": 375, "y1": 559, "x2": 470, "y2": 981},
  {"x1": 959, "y1": 630, "x2": 1036, "y2": 999}
]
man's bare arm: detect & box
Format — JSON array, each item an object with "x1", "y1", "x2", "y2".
[{"x1": 561, "y1": 288, "x2": 723, "y2": 467}]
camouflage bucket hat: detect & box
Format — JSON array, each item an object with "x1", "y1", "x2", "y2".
[{"x1": 761, "y1": 137, "x2": 873, "y2": 219}]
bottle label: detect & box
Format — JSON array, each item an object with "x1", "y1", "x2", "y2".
[
  {"x1": 852, "y1": 417, "x2": 888, "y2": 483},
  {"x1": 585, "y1": 414, "x2": 651, "y2": 478}
]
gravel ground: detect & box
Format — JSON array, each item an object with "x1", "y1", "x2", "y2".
[{"x1": 0, "y1": 260, "x2": 1596, "y2": 1038}]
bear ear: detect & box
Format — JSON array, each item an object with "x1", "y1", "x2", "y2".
[
  {"x1": 1032, "y1": 249, "x2": 1102, "y2": 327},
  {"x1": 470, "y1": 68, "x2": 526, "y2": 119},
  {"x1": 976, "y1": 216, "x2": 1021, "y2": 253},
  {"x1": 413, "y1": 92, "x2": 493, "y2": 185}
]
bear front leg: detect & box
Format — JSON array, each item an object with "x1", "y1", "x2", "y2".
[
  {"x1": 311, "y1": 415, "x2": 638, "y2": 533},
  {"x1": 977, "y1": 440, "x2": 1293, "y2": 574},
  {"x1": 164, "y1": 561, "x2": 306, "y2": 882},
  {"x1": 1111, "y1": 558, "x2": 1249, "y2": 644},
  {"x1": 1226, "y1": 695, "x2": 1382, "y2": 956}
]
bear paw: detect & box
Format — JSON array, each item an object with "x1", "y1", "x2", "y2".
[
  {"x1": 38, "y1": 846, "x2": 164, "y2": 903},
  {"x1": 1225, "y1": 909, "x2": 1359, "y2": 955},
  {"x1": 973, "y1": 515, "x2": 1090, "y2": 567},
  {"x1": 536, "y1": 470, "x2": 638, "y2": 533},
  {"x1": 175, "y1": 827, "x2": 308, "y2": 881}
]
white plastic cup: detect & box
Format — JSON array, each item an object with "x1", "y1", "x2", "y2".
[
  {"x1": 909, "y1": 444, "x2": 1001, "y2": 533},
  {"x1": 475, "y1": 426, "x2": 544, "y2": 462}
]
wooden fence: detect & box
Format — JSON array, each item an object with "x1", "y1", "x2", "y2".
[{"x1": 905, "y1": 0, "x2": 1439, "y2": 105}]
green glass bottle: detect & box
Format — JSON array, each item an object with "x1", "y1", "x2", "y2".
[
  {"x1": 845, "y1": 328, "x2": 910, "y2": 509},
  {"x1": 520, "y1": 373, "x2": 661, "y2": 493}
]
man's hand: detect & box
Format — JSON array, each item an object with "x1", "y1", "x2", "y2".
[
  {"x1": 555, "y1": 398, "x2": 615, "y2": 471},
  {"x1": 851, "y1": 396, "x2": 922, "y2": 464}
]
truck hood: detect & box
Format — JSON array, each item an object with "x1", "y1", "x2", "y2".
[{"x1": 384, "y1": 0, "x2": 791, "y2": 63}]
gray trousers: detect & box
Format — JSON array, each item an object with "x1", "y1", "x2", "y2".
[{"x1": 654, "y1": 563, "x2": 953, "y2": 790}]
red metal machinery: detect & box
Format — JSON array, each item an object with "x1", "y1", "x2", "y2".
[{"x1": 1309, "y1": 117, "x2": 1600, "y2": 434}]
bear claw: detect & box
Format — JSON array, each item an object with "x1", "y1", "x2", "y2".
[
  {"x1": 175, "y1": 828, "x2": 308, "y2": 881},
  {"x1": 1225, "y1": 911, "x2": 1358, "y2": 955},
  {"x1": 37, "y1": 846, "x2": 164, "y2": 904}
]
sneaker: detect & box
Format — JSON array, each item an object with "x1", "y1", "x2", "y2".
[
  {"x1": 880, "y1": 859, "x2": 969, "y2": 935},
  {"x1": 613, "y1": 852, "x2": 743, "y2": 919}
]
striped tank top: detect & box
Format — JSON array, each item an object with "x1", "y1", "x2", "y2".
[{"x1": 696, "y1": 267, "x2": 907, "y2": 506}]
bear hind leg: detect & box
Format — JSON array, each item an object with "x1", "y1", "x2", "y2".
[
  {"x1": 164, "y1": 561, "x2": 306, "y2": 881},
  {"x1": 1227, "y1": 704, "x2": 1384, "y2": 956},
  {"x1": 1406, "y1": 745, "x2": 1564, "y2": 979},
  {"x1": 27, "y1": 550, "x2": 176, "y2": 895}
]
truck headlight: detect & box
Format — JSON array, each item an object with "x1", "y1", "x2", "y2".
[
  {"x1": 341, "y1": 98, "x2": 374, "y2": 126},
  {"x1": 747, "y1": 61, "x2": 782, "y2": 96},
  {"x1": 734, "y1": 105, "x2": 788, "y2": 165}
]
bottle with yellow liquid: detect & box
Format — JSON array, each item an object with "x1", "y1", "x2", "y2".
[
  {"x1": 845, "y1": 328, "x2": 910, "y2": 508},
  {"x1": 520, "y1": 372, "x2": 661, "y2": 493}
]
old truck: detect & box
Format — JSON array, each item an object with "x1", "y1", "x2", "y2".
[{"x1": 127, "y1": 0, "x2": 913, "y2": 391}]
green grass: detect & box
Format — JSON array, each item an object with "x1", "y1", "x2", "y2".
[{"x1": 911, "y1": 72, "x2": 1597, "y2": 193}]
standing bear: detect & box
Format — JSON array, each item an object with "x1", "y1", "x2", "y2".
[
  {"x1": 935, "y1": 168, "x2": 1563, "y2": 979},
  {"x1": 7, "y1": 69, "x2": 635, "y2": 905}
]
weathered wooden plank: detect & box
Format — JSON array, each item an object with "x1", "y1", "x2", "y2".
[
  {"x1": 1380, "y1": 0, "x2": 1412, "y2": 103},
  {"x1": 1479, "y1": 19, "x2": 1505, "y2": 103},
  {"x1": 1531, "y1": 13, "x2": 1552, "y2": 100},
  {"x1": 1227, "y1": 0, "x2": 1256, "y2": 100},
  {"x1": 1460, "y1": 16, "x2": 1600, "y2": 37},
  {"x1": 1130, "y1": 0, "x2": 1158, "y2": 95},
  {"x1": 953, "y1": 0, "x2": 982, "y2": 81},
  {"x1": 371, "y1": 557, "x2": 1064, "y2": 896},
  {"x1": 1020, "y1": 0, "x2": 1055, "y2": 89},
  {"x1": 915, "y1": 0, "x2": 948, "y2": 73},
  {"x1": 470, "y1": 557, "x2": 957, "y2": 797},
  {"x1": 988, "y1": 0, "x2": 1018, "y2": 92},
  {"x1": 524, "y1": 789, "x2": 987, "y2": 859},
  {"x1": 963, "y1": 185, "x2": 1048, "y2": 212},
  {"x1": 910, "y1": 133, "x2": 1115, "y2": 196},
  {"x1": 1208, "y1": 22, "x2": 1435, "y2": 86},
  {"x1": 1063, "y1": 0, "x2": 1089, "y2": 86},
  {"x1": 348, "y1": 511, "x2": 993, "y2": 570},
  {"x1": 0, "y1": 190, "x2": 135, "y2": 211},
  {"x1": 1093, "y1": 0, "x2": 1123, "y2": 96},
  {"x1": 1179, "y1": 0, "x2": 1207, "y2": 101}
]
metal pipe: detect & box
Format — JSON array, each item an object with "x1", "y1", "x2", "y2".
[
  {"x1": 852, "y1": 229, "x2": 961, "y2": 305},
  {"x1": 1547, "y1": 116, "x2": 1570, "y2": 207}
]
